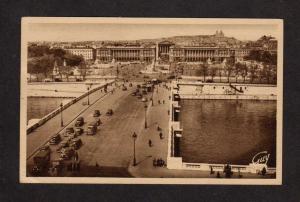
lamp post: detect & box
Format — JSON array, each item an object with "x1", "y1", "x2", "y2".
[
  {"x1": 144, "y1": 103, "x2": 147, "y2": 129},
  {"x1": 151, "y1": 86, "x2": 154, "y2": 106},
  {"x1": 132, "y1": 132, "x2": 137, "y2": 166},
  {"x1": 60, "y1": 102, "x2": 63, "y2": 127},
  {"x1": 87, "y1": 87, "x2": 90, "y2": 105}
]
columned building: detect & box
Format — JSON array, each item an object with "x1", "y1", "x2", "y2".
[
  {"x1": 96, "y1": 46, "x2": 156, "y2": 63},
  {"x1": 64, "y1": 47, "x2": 96, "y2": 61}
]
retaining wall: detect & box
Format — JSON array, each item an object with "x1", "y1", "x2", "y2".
[{"x1": 166, "y1": 81, "x2": 277, "y2": 174}]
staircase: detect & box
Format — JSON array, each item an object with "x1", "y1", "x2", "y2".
[{"x1": 229, "y1": 83, "x2": 244, "y2": 93}]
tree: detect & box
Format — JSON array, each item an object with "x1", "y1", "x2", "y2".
[
  {"x1": 249, "y1": 63, "x2": 259, "y2": 83},
  {"x1": 234, "y1": 62, "x2": 243, "y2": 83},
  {"x1": 225, "y1": 59, "x2": 234, "y2": 83},
  {"x1": 240, "y1": 63, "x2": 248, "y2": 83},
  {"x1": 201, "y1": 63, "x2": 208, "y2": 81},
  {"x1": 209, "y1": 66, "x2": 218, "y2": 82}
]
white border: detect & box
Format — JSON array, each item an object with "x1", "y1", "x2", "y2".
[{"x1": 20, "y1": 17, "x2": 283, "y2": 185}]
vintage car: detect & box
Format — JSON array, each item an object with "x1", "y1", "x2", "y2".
[
  {"x1": 86, "y1": 122, "x2": 97, "y2": 135},
  {"x1": 106, "y1": 109, "x2": 113, "y2": 116},
  {"x1": 70, "y1": 138, "x2": 83, "y2": 150},
  {"x1": 75, "y1": 128, "x2": 84, "y2": 136},
  {"x1": 75, "y1": 117, "x2": 84, "y2": 127},
  {"x1": 93, "y1": 110, "x2": 101, "y2": 117},
  {"x1": 65, "y1": 127, "x2": 75, "y2": 137},
  {"x1": 60, "y1": 147, "x2": 75, "y2": 160},
  {"x1": 49, "y1": 133, "x2": 61, "y2": 145}
]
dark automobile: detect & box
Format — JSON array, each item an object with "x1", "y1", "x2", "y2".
[
  {"x1": 31, "y1": 165, "x2": 43, "y2": 176},
  {"x1": 206, "y1": 79, "x2": 213, "y2": 83},
  {"x1": 49, "y1": 134, "x2": 61, "y2": 145},
  {"x1": 137, "y1": 84, "x2": 141, "y2": 88},
  {"x1": 75, "y1": 128, "x2": 84, "y2": 136},
  {"x1": 75, "y1": 117, "x2": 84, "y2": 127},
  {"x1": 39, "y1": 145, "x2": 51, "y2": 152},
  {"x1": 60, "y1": 147, "x2": 75, "y2": 160},
  {"x1": 70, "y1": 138, "x2": 83, "y2": 150},
  {"x1": 94, "y1": 117, "x2": 102, "y2": 126},
  {"x1": 93, "y1": 110, "x2": 101, "y2": 117},
  {"x1": 87, "y1": 122, "x2": 97, "y2": 135},
  {"x1": 106, "y1": 109, "x2": 113, "y2": 116},
  {"x1": 65, "y1": 127, "x2": 75, "y2": 137},
  {"x1": 56, "y1": 140, "x2": 69, "y2": 152}
]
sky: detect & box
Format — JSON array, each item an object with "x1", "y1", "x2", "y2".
[{"x1": 26, "y1": 23, "x2": 279, "y2": 42}]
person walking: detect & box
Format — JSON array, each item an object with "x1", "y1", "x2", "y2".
[
  {"x1": 148, "y1": 139, "x2": 152, "y2": 147},
  {"x1": 159, "y1": 132, "x2": 163, "y2": 139},
  {"x1": 153, "y1": 158, "x2": 157, "y2": 167}
]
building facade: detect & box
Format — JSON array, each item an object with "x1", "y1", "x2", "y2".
[
  {"x1": 64, "y1": 46, "x2": 96, "y2": 61},
  {"x1": 96, "y1": 46, "x2": 156, "y2": 63}
]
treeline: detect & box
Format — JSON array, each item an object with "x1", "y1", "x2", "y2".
[
  {"x1": 178, "y1": 60, "x2": 277, "y2": 84},
  {"x1": 27, "y1": 45, "x2": 84, "y2": 79},
  {"x1": 244, "y1": 50, "x2": 277, "y2": 65}
]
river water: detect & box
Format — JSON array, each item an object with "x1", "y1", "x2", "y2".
[
  {"x1": 27, "y1": 97, "x2": 72, "y2": 122},
  {"x1": 179, "y1": 99, "x2": 276, "y2": 167}
]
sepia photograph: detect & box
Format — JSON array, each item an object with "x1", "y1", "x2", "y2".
[{"x1": 20, "y1": 18, "x2": 283, "y2": 184}]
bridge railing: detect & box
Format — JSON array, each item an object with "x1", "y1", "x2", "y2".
[{"x1": 26, "y1": 80, "x2": 114, "y2": 134}]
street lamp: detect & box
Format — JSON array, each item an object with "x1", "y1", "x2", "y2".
[
  {"x1": 87, "y1": 87, "x2": 90, "y2": 105},
  {"x1": 151, "y1": 86, "x2": 154, "y2": 106},
  {"x1": 132, "y1": 132, "x2": 137, "y2": 166},
  {"x1": 144, "y1": 103, "x2": 148, "y2": 129},
  {"x1": 60, "y1": 102, "x2": 63, "y2": 127}
]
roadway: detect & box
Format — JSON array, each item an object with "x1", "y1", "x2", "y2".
[{"x1": 26, "y1": 81, "x2": 156, "y2": 176}]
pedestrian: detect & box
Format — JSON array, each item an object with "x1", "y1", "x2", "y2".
[
  {"x1": 217, "y1": 171, "x2": 221, "y2": 178},
  {"x1": 158, "y1": 100, "x2": 160, "y2": 104},
  {"x1": 153, "y1": 158, "x2": 157, "y2": 167},
  {"x1": 159, "y1": 132, "x2": 163, "y2": 139},
  {"x1": 157, "y1": 125, "x2": 161, "y2": 131},
  {"x1": 148, "y1": 139, "x2": 152, "y2": 147},
  {"x1": 163, "y1": 100, "x2": 165, "y2": 104}
]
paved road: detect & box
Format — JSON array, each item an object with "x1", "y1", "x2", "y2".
[
  {"x1": 26, "y1": 82, "x2": 114, "y2": 159},
  {"x1": 26, "y1": 81, "x2": 156, "y2": 174}
]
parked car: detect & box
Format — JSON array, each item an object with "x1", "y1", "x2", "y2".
[
  {"x1": 65, "y1": 127, "x2": 75, "y2": 137},
  {"x1": 86, "y1": 122, "x2": 97, "y2": 135},
  {"x1": 137, "y1": 84, "x2": 141, "y2": 88},
  {"x1": 49, "y1": 134, "x2": 61, "y2": 145},
  {"x1": 94, "y1": 117, "x2": 102, "y2": 126},
  {"x1": 142, "y1": 97, "x2": 148, "y2": 102},
  {"x1": 93, "y1": 110, "x2": 101, "y2": 117},
  {"x1": 48, "y1": 159, "x2": 64, "y2": 176},
  {"x1": 70, "y1": 138, "x2": 82, "y2": 150},
  {"x1": 75, "y1": 128, "x2": 84, "y2": 136},
  {"x1": 39, "y1": 145, "x2": 51, "y2": 153},
  {"x1": 60, "y1": 147, "x2": 75, "y2": 160},
  {"x1": 106, "y1": 109, "x2": 113, "y2": 116},
  {"x1": 56, "y1": 140, "x2": 69, "y2": 152},
  {"x1": 31, "y1": 165, "x2": 43, "y2": 176},
  {"x1": 75, "y1": 117, "x2": 84, "y2": 127}
]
